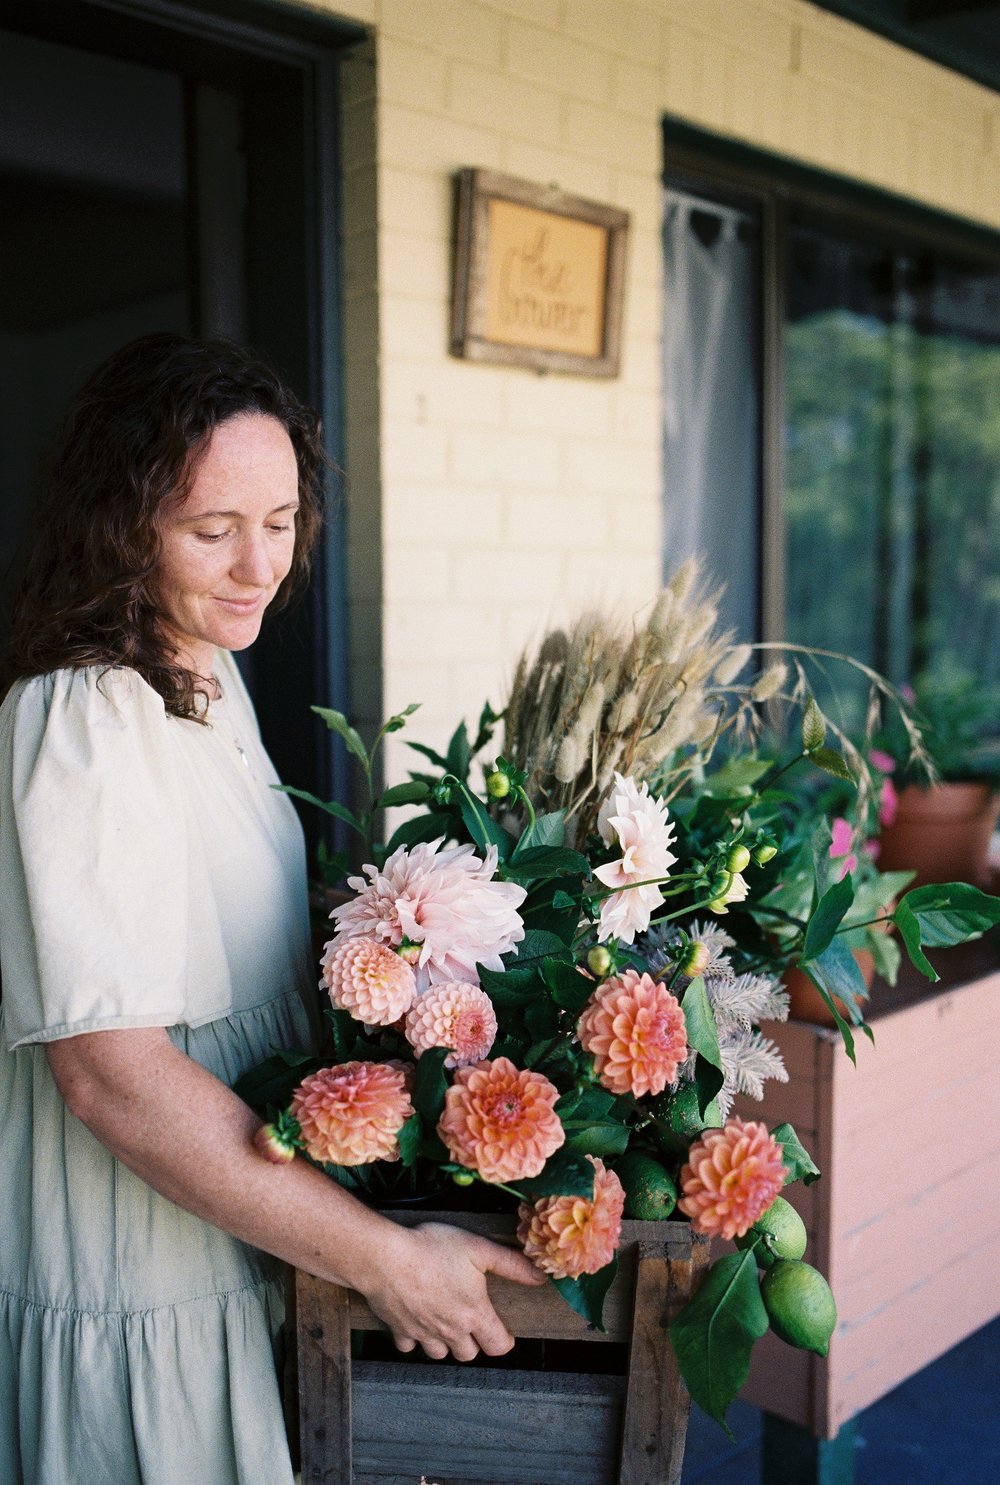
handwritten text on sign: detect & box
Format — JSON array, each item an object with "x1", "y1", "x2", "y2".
[{"x1": 482, "y1": 198, "x2": 608, "y2": 358}]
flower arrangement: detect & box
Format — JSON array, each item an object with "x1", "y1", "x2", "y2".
[{"x1": 240, "y1": 562, "x2": 1000, "y2": 1430}]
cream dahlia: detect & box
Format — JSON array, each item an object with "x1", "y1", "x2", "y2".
[
  {"x1": 331, "y1": 839, "x2": 527, "y2": 991},
  {"x1": 437, "y1": 1057, "x2": 565, "y2": 1184},
  {"x1": 678, "y1": 1116, "x2": 788, "y2": 1240},
  {"x1": 517, "y1": 1156, "x2": 624, "y2": 1279},
  {"x1": 290, "y1": 1060, "x2": 413, "y2": 1166},
  {"x1": 404, "y1": 980, "x2": 498, "y2": 1068},
  {"x1": 321, "y1": 936, "x2": 417, "y2": 1026},
  {"x1": 594, "y1": 773, "x2": 676, "y2": 943},
  {"x1": 577, "y1": 968, "x2": 688, "y2": 1097}
]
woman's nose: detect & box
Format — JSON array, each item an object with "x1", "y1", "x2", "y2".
[{"x1": 231, "y1": 532, "x2": 273, "y2": 587}]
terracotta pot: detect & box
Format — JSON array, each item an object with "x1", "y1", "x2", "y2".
[{"x1": 877, "y1": 781, "x2": 1000, "y2": 889}]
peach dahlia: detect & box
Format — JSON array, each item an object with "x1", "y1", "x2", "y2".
[
  {"x1": 437, "y1": 1057, "x2": 565, "y2": 1185},
  {"x1": 517, "y1": 1156, "x2": 624, "y2": 1279},
  {"x1": 290, "y1": 1060, "x2": 413, "y2": 1167},
  {"x1": 678, "y1": 1116, "x2": 787, "y2": 1240}
]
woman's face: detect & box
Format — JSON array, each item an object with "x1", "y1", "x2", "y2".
[{"x1": 154, "y1": 412, "x2": 300, "y2": 677}]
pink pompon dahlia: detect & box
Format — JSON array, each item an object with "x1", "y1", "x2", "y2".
[
  {"x1": 594, "y1": 774, "x2": 677, "y2": 944},
  {"x1": 321, "y1": 936, "x2": 417, "y2": 1026},
  {"x1": 678, "y1": 1117, "x2": 788, "y2": 1240},
  {"x1": 331, "y1": 839, "x2": 527, "y2": 992},
  {"x1": 517, "y1": 1156, "x2": 624, "y2": 1280},
  {"x1": 405, "y1": 980, "x2": 498, "y2": 1068},
  {"x1": 577, "y1": 968, "x2": 688, "y2": 1097},
  {"x1": 437, "y1": 1057, "x2": 565, "y2": 1184},
  {"x1": 290, "y1": 1061, "x2": 413, "y2": 1167}
]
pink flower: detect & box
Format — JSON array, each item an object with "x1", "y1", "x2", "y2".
[
  {"x1": 517, "y1": 1156, "x2": 624, "y2": 1279},
  {"x1": 869, "y1": 749, "x2": 896, "y2": 774},
  {"x1": 879, "y1": 776, "x2": 899, "y2": 828},
  {"x1": 594, "y1": 774, "x2": 677, "y2": 944},
  {"x1": 437, "y1": 1057, "x2": 565, "y2": 1184},
  {"x1": 321, "y1": 936, "x2": 416, "y2": 1026},
  {"x1": 405, "y1": 980, "x2": 498, "y2": 1068},
  {"x1": 577, "y1": 968, "x2": 688, "y2": 1097},
  {"x1": 678, "y1": 1117, "x2": 787, "y2": 1240},
  {"x1": 331, "y1": 839, "x2": 527, "y2": 992},
  {"x1": 290, "y1": 1061, "x2": 414, "y2": 1166},
  {"x1": 829, "y1": 818, "x2": 857, "y2": 879}
]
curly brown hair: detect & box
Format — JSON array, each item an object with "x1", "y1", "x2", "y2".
[{"x1": 3, "y1": 333, "x2": 325, "y2": 719}]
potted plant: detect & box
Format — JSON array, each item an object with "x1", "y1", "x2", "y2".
[
  {"x1": 238, "y1": 567, "x2": 1000, "y2": 1482},
  {"x1": 874, "y1": 671, "x2": 1000, "y2": 887}
]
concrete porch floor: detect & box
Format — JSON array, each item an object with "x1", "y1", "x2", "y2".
[{"x1": 681, "y1": 1313, "x2": 1000, "y2": 1484}]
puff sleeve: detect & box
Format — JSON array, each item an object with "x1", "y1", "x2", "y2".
[{"x1": 0, "y1": 667, "x2": 207, "y2": 1049}]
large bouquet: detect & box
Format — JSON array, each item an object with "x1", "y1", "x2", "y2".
[{"x1": 241, "y1": 563, "x2": 1000, "y2": 1429}]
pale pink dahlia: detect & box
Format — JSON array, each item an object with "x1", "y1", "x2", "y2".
[
  {"x1": 594, "y1": 774, "x2": 677, "y2": 943},
  {"x1": 321, "y1": 936, "x2": 417, "y2": 1026},
  {"x1": 290, "y1": 1060, "x2": 413, "y2": 1166},
  {"x1": 437, "y1": 1057, "x2": 565, "y2": 1184},
  {"x1": 517, "y1": 1156, "x2": 624, "y2": 1279},
  {"x1": 405, "y1": 980, "x2": 498, "y2": 1068},
  {"x1": 331, "y1": 839, "x2": 527, "y2": 991},
  {"x1": 678, "y1": 1116, "x2": 788, "y2": 1240},
  {"x1": 577, "y1": 968, "x2": 688, "y2": 1097}
]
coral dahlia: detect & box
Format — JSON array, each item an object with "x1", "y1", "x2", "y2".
[
  {"x1": 290, "y1": 1061, "x2": 413, "y2": 1167},
  {"x1": 678, "y1": 1116, "x2": 788, "y2": 1240},
  {"x1": 517, "y1": 1156, "x2": 624, "y2": 1279},
  {"x1": 405, "y1": 980, "x2": 498, "y2": 1068},
  {"x1": 321, "y1": 936, "x2": 417, "y2": 1026},
  {"x1": 331, "y1": 839, "x2": 527, "y2": 991},
  {"x1": 437, "y1": 1057, "x2": 565, "y2": 1184},
  {"x1": 577, "y1": 968, "x2": 688, "y2": 1097}
]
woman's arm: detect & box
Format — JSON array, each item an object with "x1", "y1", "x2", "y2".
[{"x1": 45, "y1": 1028, "x2": 545, "y2": 1361}]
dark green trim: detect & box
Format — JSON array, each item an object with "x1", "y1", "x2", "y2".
[
  {"x1": 762, "y1": 1412, "x2": 858, "y2": 1485},
  {"x1": 806, "y1": 0, "x2": 1000, "y2": 100},
  {"x1": 662, "y1": 115, "x2": 1000, "y2": 268}
]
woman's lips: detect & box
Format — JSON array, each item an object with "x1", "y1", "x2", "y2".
[{"x1": 214, "y1": 595, "x2": 265, "y2": 615}]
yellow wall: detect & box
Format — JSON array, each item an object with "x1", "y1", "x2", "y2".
[{"x1": 298, "y1": 0, "x2": 1000, "y2": 764}]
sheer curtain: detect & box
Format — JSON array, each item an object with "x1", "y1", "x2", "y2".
[{"x1": 662, "y1": 187, "x2": 760, "y2": 642}]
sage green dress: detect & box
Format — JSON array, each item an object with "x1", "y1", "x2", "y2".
[{"x1": 0, "y1": 651, "x2": 317, "y2": 1485}]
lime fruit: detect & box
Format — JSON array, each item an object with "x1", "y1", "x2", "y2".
[
  {"x1": 614, "y1": 1152, "x2": 678, "y2": 1220},
  {"x1": 761, "y1": 1260, "x2": 837, "y2": 1356},
  {"x1": 734, "y1": 1196, "x2": 807, "y2": 1268},
  {"x1": 653, "y1": 1084, "x2": 723, "y2": 1159}
]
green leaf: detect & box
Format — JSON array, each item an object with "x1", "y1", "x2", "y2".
[
  {"x1": 376, "y1": 702, "x2": 421, "y2": 740},
  {"x1": 552, "y1": 890, "x2": 577, "y2": 911},
  {"x1": 502, "y1": 846, "x2": 590, "y2": 885},
  {"x1": 311, "y1": 706, "x2": 369, "y2": 767},
  {"x1": 553, "y1": 1255, "x2": 618, "y2": 1332},
  {"x1": 893, "y1": 899, "x2": 939, "y2": 981},
  {"x1": 458, "y1": 789, "x2": 515, "y2": 860},
  {"x1": 411, "y1": 1047, "x2": 449, "y2": 1124},
  {"x1": 801, "y1": 874, "x2": 855, "y2": 961},
  {"x1": 445, "y1": 720, "x2": 471, "y2": 779},
  {"x1": 326, "y1": 1007, "x2": 360, "y2": 1062},
  {"x1": 514, "y1": 1149, "x2": 596, "y2": 1200},
  {"x1": 275, "y1": 785, "x2": 365, "y2": 836},
  {"x1": 477, "y1": 966, "x2": 541, "y2": 1007},
  {"x1": 508, "y1": 928, "x2": 574, "y2": 971},
  {"x1": 376, "y1": 780, "x2": 434, "y2": 809},
  {"x1": 899, "y1": 882, "x2": 1000, "y2": 947},
  {"x1": 564, "y1": 1122, "x2": 631, "y2": 1157},
  {"x1": 809, "y1": 747, "x2": 855, "y2": 782},
  {"x1": 556, "y1": 1087, "x2": 616, "y2": 1121},
  {"x1": 383, "y1": 810, "x2": 454, "y2": 854},
  {"x1": 513, "y1": 810, "x2": 567, "y2": 855},
  {"x1": 802, "y1": 697, "x2": 826, "y2": 752},
  {"x1": 669, "y1": 1251, "x2": 769, "y2": 1432},
  {"x1": 397, "y1": 1113, "x2": 423, "y2": 1168},
  {"x1": 771, "y1": 1122, "x2": 821, "y2": 1186},
  {"x1": 232, "y1": 1049, "x2": 318, "y2": 1111},
  {"x1": 542, "y1": 959, "x2": 595, "y2": 1015},
  {"x1": 802, "y1": 939, "x2": 872, "y2": 1060},
  {"x1": 682, "y1": 976, "x2": 723, "y2": 1074},
  {"x1": 866, "y1": 929, "x2": 901, "y2": 986},
  {"x1": 701, "y1": 756, "x2": 771, "y2": 798},
  {"x1": 524, "y1": 998, "x2": 560, "y2": 1043},
  {"x1": 405, "y1": 739, "x2": 449, "y2": 770}
]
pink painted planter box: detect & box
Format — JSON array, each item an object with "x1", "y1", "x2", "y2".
[{"x1": 734, "y1": 941, "x2": 1000, "y2": 1438}]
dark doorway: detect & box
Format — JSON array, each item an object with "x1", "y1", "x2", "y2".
[{"x1": 0, "y1": 0, "x2": 363, "y2": 825}]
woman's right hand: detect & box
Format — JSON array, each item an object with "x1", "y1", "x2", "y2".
[{"x1": 362, "y1": 1220, "x2": 548, "y2": 1362}]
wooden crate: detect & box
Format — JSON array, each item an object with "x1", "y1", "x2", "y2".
[
  {"x1": 733, "y1": 944, "x2": 1000, "y2": 1439},
  {"x1": 296, "y1": 1213, "x2": 710, "y2": 1485}
]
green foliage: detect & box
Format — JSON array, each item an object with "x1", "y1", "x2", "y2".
[
  {"x1": 669, "y1": 1252, "x2": 770, "y2": 1433},
  {"x1": 554, "y1": 1256, "x2": 619, "y2": 1332},
  {"x1": 772, "y1": 1122, "x2": 821, "y2": 1186}
]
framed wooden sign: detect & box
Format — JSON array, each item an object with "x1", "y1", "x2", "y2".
[{"x1": 451, "y1": 168, "x2": 629, "y2": 378}]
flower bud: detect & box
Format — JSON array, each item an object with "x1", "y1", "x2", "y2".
[
  {"x1": 485, "y1": 770, "x2": 511, "y2": 800},
  {"x1": 707, "y1": 896, "x2": 730, "y2": 915},
  {"x1": 433, "y1": 781, "x2": 453, "y2": 805},
  {"x1": 253, "y1": 1122, "x2": 297, "y2": 1164},
  {"x1": 709, "y1": 869, "x2": 733, "y2": 899},
  {"x1": 451, "y1": 1169, "x2": 475, "y2": 1187},
  {"x1": 397, "y1": 942, "x2": 422, "y2": 966},
  {"x1": 753, "y1": 841, "x2": 778, "y2": 865},
  {"x1": 726, "y1": 843, "x2": 752, "y2": 874},
  {"x1": 678, "y1": 940, "x2": 711, "y2": 978},
  {"x1": 586, "y1": 945, "x2": 614, "y2": 977}
]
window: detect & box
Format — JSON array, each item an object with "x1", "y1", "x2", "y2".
[{"x1": 663, "y1": 125, "x2": 1000, "y2": 718}]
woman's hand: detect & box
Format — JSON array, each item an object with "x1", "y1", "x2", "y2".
[{"x1": 364, "y1": 1221, "x2": 547, "y2": 1362}]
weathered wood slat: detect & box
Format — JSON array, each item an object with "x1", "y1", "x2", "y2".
[
  {"x1": 352, "y1": 1362, "x2": 624, "y2": 1484},
  {"x1": 297, "y1": 1271, "x2": 353, "y2": 1485}
]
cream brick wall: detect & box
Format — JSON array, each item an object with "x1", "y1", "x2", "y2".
[{"x1": 304, "y1": 0, "x2": 1000, "y2": 777}]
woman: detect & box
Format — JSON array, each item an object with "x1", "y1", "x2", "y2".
[{"x1": 0, "y1": 334, "x2": 543, "y2": 1485}]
